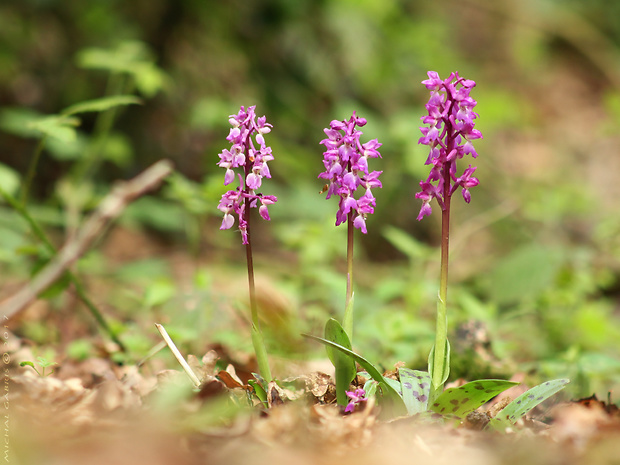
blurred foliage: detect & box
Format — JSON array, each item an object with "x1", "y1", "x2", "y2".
[{"x1": 1, "y1": 0, "x2": 620, "y2": 399}]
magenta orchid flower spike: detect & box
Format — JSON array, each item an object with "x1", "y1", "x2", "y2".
[
  {"x1": 216, "y1": 105, "x2": 277, "y2": 381},
  {"x1": 415, "y1": 71, "x2": 482, "y2": 220},
  {"x1": 415, "y1": 71, "x2": 482, "y2": 403},
  {"x1": 217, "y1": 105, "x2": 277, "y2": 244},
  {"x1": 319, "y1": 112, "x2": 383, "y2": 233},
  {"x1": 318, "y1": 112, "x2": 382, "y2": 407}
]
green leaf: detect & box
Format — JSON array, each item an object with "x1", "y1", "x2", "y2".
[
  {"x1": 382, "y1": 226, "x2": 432, "y2": 259},
  {"x1": 428, "y1": 339, "x2": 451, "y2": 388},
  {"x1": 61, "y1": 95, "x2": 142, "y2": 116},
  {"x1": 399, "y1": 368, "x2": 431, "y2": 415},
  {"x1": 66, "y1": 339, "x2": 92, "y2": 361},
  {"x1": 36, "y1": 357, "x2": 57, "y2": 369},
  {"x1": 123, "y1": 197, "x2": 185, "y2": 233},
  {"x1": 489, "y1": 379, "x2": 570, "y2": 429},
  {"x1": 248, "y1": 378, "x2": 268, "y2": 404},
  {"x1": 76, "y1": 41, "x2": 153, "y2": 73},
  {"x1": 362, "y1": 378, "x2": 379, "y2": 398},
  {"x1": 133, "y1": 63, "x2": 167, "y2": 97},
  {"x1": 303, "y1": 333, "x2": 406, "y2": 416},
  {"x1": 27, "y1": 115, "x2": 80, "y2": 143},
  {"x1": 0, "y1": 163, "x2": 21, "y2": 198},
  {"x1": 324, "y1": 318, "x2": 357, "y2": 406},
  {"x1": 430, "y1": 379, "x2": 519, "y2": 419},
  {"x1": 305, "y1": 335, "x2": 384, "y2": 387},
  {"x1": 0, "y1": 107, "x2": 42, "y2": 138},
  {"x1": 487, "y1": 244, "x2": 564, "y2": 305},
  {"x1": 45, "y1": 132, "x2": 88, "y2": 161},
  {"x1": 384, "y1": 376, "x2": 401, "y2": 393},
  {"x1": 99, "y1": 132, "x2": 133, "y2": 168},
  {"x1": 76, "y1": 42, "x2": 167, "y2": 97},
  {"x1": 143, "y1": 278, "x2": 176, "y2": 307}
]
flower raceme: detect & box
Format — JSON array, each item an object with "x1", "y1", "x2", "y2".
[
  {"x1": 415, "y1": 71, "x2": 482, "y2": 220},
  {"x1": 319, "y1": 112, "x2": 383, "y2": 234},
  {"x1": 217, "y1": 105, "x2": 277, "y2": 244}
]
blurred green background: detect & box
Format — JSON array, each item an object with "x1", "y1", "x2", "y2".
[{"x1": 1, "y1": 0, "x2": 620, "y2": 399}]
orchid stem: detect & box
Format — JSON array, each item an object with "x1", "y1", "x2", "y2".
[
  {"x1": 343, "y1": 212, "x2": 355, "y2": 341},
  {"x1": 245, "y1": 190, "x2": 272, "y2": 382},
  {"x1": 430, "y1": 169, "x2": 452, "y2": 403}
]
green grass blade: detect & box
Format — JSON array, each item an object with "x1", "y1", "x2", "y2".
[
  {"x1": 430, "y1": 379, "x2": 519, "y2": 419},
  {"x1": 489, "y1": 378, "x2": 570, "y2": 429}
]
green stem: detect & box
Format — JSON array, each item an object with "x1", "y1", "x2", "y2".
[
  {"x1": 70, "y1": 278, "x2": 125, "y2": 351},
  {"x1": 72, "y1": 74, "x2": 127, "y2": 183},
  {"x1": 430, "y1": 163, "x2": 452, "y2": 403},
  {"x1": 342, "y1": 211, "x2": 354, "y2": 341},
  {"x1": 244, "y1": 166, "x2": 272, "y2": 382},
  {"x1": 20, "y1": 137, "x2": 47, "y2": 206},
  {"x1": 0, "y1": 187, "x2": 126, "y2": 351}
]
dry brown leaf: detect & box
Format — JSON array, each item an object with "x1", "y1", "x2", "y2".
[
  {"x1": 550, "y1": 402, "x2": 612, "y2": 449},
  {"x1": 217, "y1": 369, "x2": 244, "y2": 389},
  {"x1": 298, "y1": 371, "x2": 335, "y2": 402}
]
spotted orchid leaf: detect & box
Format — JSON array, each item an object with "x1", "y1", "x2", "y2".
[
  {"x1": 488, "y1": 379, "x2": 569, "y2": 429},
  {"x1": 399, "y1": 368, "x2": 431, "y2": 415},
  {"x1": 430, "y1": 379, "x2": 519, "y2": 419}
]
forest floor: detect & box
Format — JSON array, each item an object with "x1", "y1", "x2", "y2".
[{"x1": 6, "y1": 328, "x2": 620, "y2": 465}]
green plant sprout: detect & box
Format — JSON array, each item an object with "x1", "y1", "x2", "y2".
[{"x1": 20, "y1": 357, "x2": 57, "y2": 377}]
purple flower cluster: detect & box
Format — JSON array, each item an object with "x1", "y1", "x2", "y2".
[
  {"x1": 217, "y1": 105, "x2": 277, "y2": 244},
  {"x1": 415, "y1": 71, "x2": 482, "y2": 221},
  {"x1": 344, "y1": 388, "x2": 367, "y2": 413},
  {"x1": 319, "y1": 112, "x2": 382, "y2": 234}
]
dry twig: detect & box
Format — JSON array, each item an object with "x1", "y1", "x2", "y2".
[{"x1": 0, "y1": 159, "x2": 174, "y2": 321}]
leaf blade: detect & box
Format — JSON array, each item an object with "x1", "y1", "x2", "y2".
[
  {"x1": 62, "y1": 95, "x2": 142, "y2": 116},
  {"x1": 430, "y1": 379, "x2": 519, "y2": 419},
  {"x1": 399, "y1": 368, "x2": 431, "y2": 415},
  {"x1": 27, "y1": 115, "x2": 80, "y2": 143},
  {"x1": 324, "y1": 318, "x2": 357, "y2": 406},
  {"x1": 489, "y1": 378, "x2": 570, "y2": 428},
  {"x1": 303, "y1": 333, "x2": 406, "y2": 416}
]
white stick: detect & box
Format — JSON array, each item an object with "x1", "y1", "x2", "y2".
[{"x1": 155, "y1": 323, "x2": 201, "y2": 388}]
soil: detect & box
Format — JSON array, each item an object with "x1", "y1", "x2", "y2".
[{"x1": 5, "y1": 331, "x2": 620, "y2": 465}]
